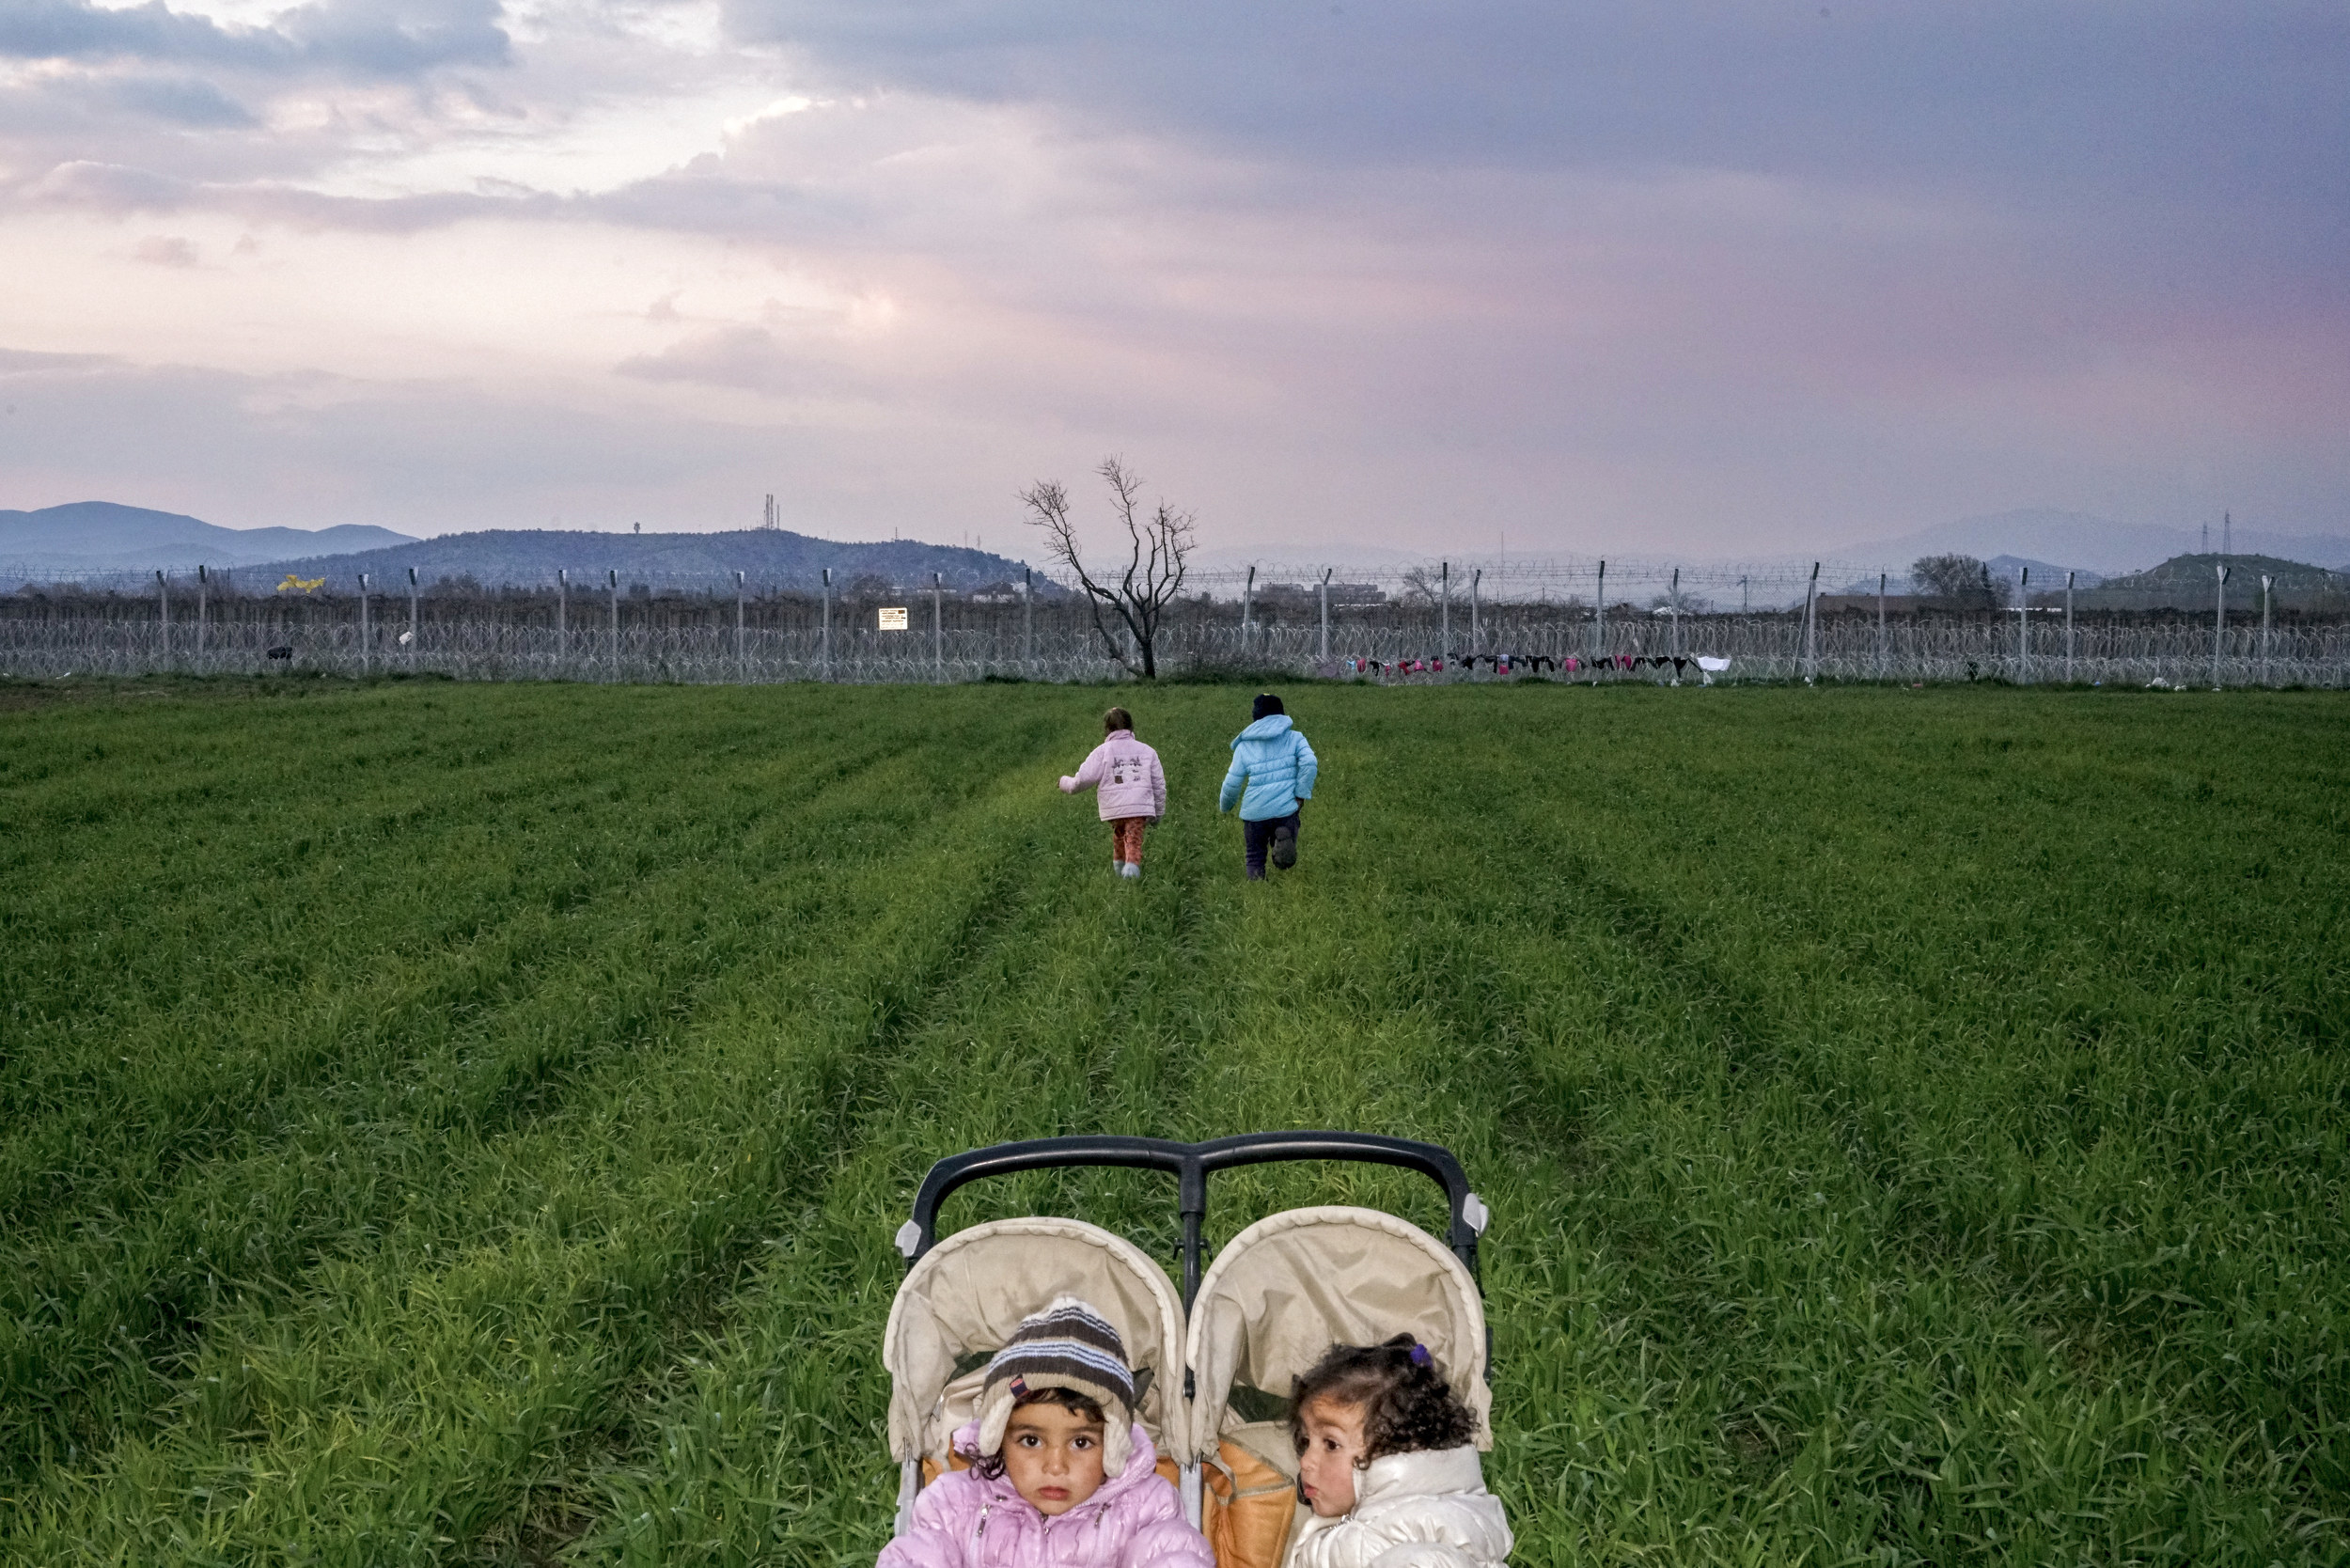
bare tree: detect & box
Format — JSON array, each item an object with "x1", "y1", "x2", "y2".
[{"x1": 1021, "y1": 458, "x2": 1195, "y2": 678}]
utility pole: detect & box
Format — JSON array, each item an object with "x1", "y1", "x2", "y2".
[
  {"x1": 407, "y1": 566, "x2": 419, "y2": 670},
  {"x1": 2223, "y1": 510, "x2": 2232, "y2": 558},
  {"x1": 1319, "y1": 568, "x2": 1332, "y2": 662}
]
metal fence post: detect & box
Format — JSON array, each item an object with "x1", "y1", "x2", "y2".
[
  {"x1": 2065, "y1": 571, "x2": 2076, "y2": 682},
  {"x1": 1319, "y1": 568, "x2": 1332, "y2": 663},
  {"x1": 932, "y1": 572, "x2": 943, "y2": 680},
  {"x1": 2213, "y1": 560, "x2": 2229, "y2": 690},
  {"x1": 1439, "y1": 561, "x2": 1449, "y2": 665},
  {"x1": 407, "y1": 566, "x2": 419, "y2": 670},
  {"x1": 2261, "y1": 572, "x2": 2274, "y2": 685},
  {"x1": 1242, "y1": 565, "x2": 1255, "y2": 659},
  {"x1": 358, "y1": 572, "x2": 369, "y2": 675},
  {"x1": 736, "y1": 570, "x2": 746, "y2": 678},
  {"x1": 155, "y1": 570, "x2": 169, "y2": 670},
  {"x1": 822, "y1": 568, "x2": 833, "y2": 680},
  {"x1": 1023, "y1": 569, "x2": 1034, "y2": 673},
  {"x1": 1876, "y1": 572, "x2": 1887, "y2": 678},
  {"x1": 556, "y1": 569, "x2": 567, "y2": 674},
  {"x1": 2016, "y1": 566, "x2": 2029, "y2": 683},
  {"x1": 1668, "y1": 567, "x2": 1681, "y2": 660},
  {"x1": 1803, "y1": 561, "x2": 1820, "y2": 682},
  {"x1": 608, "y1": 568, "x2": 619, "y2": 681},
  {"x1": 1470, "y1": 567, "x2": 1481, "y2": 660},
  {"x1": 1594, "y1": 560, "x2": 1606, "y2": 666}
]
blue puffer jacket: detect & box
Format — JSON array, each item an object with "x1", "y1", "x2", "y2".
[{"x1": 1218, "y1": 714, "x2": 1318, "y2": 821}]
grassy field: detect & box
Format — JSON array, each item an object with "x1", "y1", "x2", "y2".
[{"x1": 2, "y1": 676, "x2": 2345, "y2": 1567}]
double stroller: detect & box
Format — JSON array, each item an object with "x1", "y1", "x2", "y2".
[{"x1": 883, "y1": 1134, "x2": 1493, "y2": 1568}]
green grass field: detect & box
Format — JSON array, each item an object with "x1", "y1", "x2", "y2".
[{"x1": 3, "y1": 677, "x2": 2346, "y2": 1566}]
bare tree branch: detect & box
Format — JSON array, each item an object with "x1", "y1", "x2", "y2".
[{"x1": 1021, "y1": 458, "x2": 1194, "y2": 677}]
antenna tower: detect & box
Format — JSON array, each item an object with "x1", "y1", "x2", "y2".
[{"x1": 762, "y1": 494, "x2": 779, "y2": 530}]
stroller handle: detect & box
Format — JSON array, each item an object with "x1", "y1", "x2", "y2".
[{"x1": 901, "y1": 1132, "x2": 1487, "y2": 1309}]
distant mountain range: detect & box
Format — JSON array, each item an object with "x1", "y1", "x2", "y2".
[
  {"x1": 1830, "y1": 508, "x2": 2350, "y2": 579},
  {"x1": 243, "y1": 527, "x2": 1039, "y2": 594},
  {"x1": 1, "y1": 502, "x2": 415, "y2": 581},
  {"x1": 0, "y1": 503, "x2": 1042, "y2": 593}
]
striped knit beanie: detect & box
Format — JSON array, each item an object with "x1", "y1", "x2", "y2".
[{"x1": 974, "y1": 1295, "x2": 1137, "y2": 1476}]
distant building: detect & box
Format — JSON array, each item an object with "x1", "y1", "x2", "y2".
[{"x1": 1817, "y1": 593, "x2": 1923, "y2": 614}]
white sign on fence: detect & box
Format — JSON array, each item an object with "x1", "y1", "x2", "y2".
[{"x1": 878, "y1": 606, "x2": 908, "y2": 630}]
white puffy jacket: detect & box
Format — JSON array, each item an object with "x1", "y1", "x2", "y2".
[{"x1": 1286, "y1": 1447, "x2": 1512, "y2": 1568}]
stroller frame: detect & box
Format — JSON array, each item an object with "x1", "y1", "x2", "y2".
[{"x1": 896, "y1": 1131, "x2": 1490, "y2": 1309}]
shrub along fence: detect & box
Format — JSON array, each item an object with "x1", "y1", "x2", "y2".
[{"x1": 5, "y1": 575, "x2": 2346, "y2": 687}]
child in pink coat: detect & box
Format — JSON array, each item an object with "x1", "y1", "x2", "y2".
[
  {"x1": 1058, "y1": 707, "x2": 1167, "y2": 881},
  {"x1": 879, "y1": 1296, "x2": 1212, "y2": 1568}
]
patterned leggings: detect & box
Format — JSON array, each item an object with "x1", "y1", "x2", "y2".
[{"x1": 1110, "y1": 817, "x2": 1150, "y2": 864}]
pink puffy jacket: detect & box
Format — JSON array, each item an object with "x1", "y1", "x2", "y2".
[
  {"x1": 878, "y1": 1423, "x2": 1212, "y2": 1568},
  {"x1": 1059, "y1": 732, "x2": 1167, "y2": 823}
]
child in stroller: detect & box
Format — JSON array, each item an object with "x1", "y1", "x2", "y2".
[{"x1": 880, "y1": 1295, "x2": 1213, "y2": 1568}]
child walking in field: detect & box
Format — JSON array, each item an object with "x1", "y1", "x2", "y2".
[
  {"x1": 1060, "y1": 708, "x2": 1167, "y2": 880},
  {"x1": 1217, "y1": 694, "x2": 1317, "y2": 881},
  {"x1": 878, "y1": 1296, "x2": 1213, "y2": 1568},
  {"x1": 1287, "y1": 1335, "x2": 1512, "y2": 1568}
]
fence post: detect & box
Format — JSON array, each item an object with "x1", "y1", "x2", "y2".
[
  {"x1": 2212, "y1": 560, "x2": 2229, "y2": 690},
  {"x1": 1668, "y1": 568, "x2": 1680, "y2": 660},
  {"x1": 932, "y1": 572, "x2": 943, "y2": 680},
  {"x1": 155, "y1": 570, "x2": 169, "y2": 671},
  {"x1": 358, "y1": 572, "x2": 369, "y2": 675},
  {"x1": 822, "y1": 568, "x2": 833, "y2": 680},
  {"x1": 1439, "y1": 561, "x2": 1449, "y2": 665},
  {"x1": 1243, "y1": 565, "x2": 1255, "y2": 658},
  {"x1": 196, "y1": 565, "x2": 210, "y2": 669},
  {"x1": 2065, "y1": 571, "x2": 2076, "y2": 682},
  {"x1": 556, "y1": 569, "x2": 567, "y2": 675},
  {"x1": 736, "y1": 570, "x2": 746, "y2": 678},
  {"x1": 1024, "y1": 568, "x2": 1034, "y2": 674},
  {"x1": 407, "y1": 566, "x2": 418, "y2": 670},
  {"x1": 1876, "y1": 572, "x2": 1886, "y2": 678},
  {"x1": 1319, "y1": 568, "x2": 1332, "y2": 663},
  {"x1": 1470, "y1": 568, "x2": 1481, "y2": 660},
  {"x1": 1594, "y1": 560, "x2": 1606, "y2": 666},
  {"x1": 608, "y1": 568, "x2": 619, "y2": 681},
  {"x1": 2256, "y1": 566, "x2": 2275, "y2": 682},
  {"x1": 2016, "y1": 566, "x2": 2029, "y2": 683},
  {"x1": 1803, "y1": 561, "x2": 1820, "y2": 682}
]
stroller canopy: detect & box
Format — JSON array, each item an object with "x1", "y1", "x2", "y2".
[
  {"x1": 884, "y1": 1216, "x2": 1186, "y2": 1466},
  {"x1": 1181, "y1": 1205, "x2": 1491, "y2": 1462}
]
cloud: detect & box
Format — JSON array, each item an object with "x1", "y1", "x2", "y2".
[
  {"x1": 133, "y1": 234, "x2": 199, "y2": 265},
  {"x1": 0, "y1": 0, "x2": 509, "y2": 74}
]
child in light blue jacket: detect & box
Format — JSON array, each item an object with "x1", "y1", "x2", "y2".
[{"x1": 1217, "y1": 693, "x2": 1318, "y2": 880}]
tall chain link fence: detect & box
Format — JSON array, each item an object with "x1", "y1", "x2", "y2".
[{"x1": 5, "y1": 558, "x2": 2344, "y2": 687}]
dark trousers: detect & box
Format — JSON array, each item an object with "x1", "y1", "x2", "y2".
[{"x1": 1243, "y1": 811, "x2": 1301, "y2": 878}]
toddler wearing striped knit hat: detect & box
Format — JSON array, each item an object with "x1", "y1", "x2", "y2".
[{"x1": 879, "y1": 1296, "x2": 1212, "y2": 1568}]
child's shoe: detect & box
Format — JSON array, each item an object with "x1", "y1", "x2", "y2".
[
  {"x1": 1270, "y1": 822, "x2": 1298, "y2": 870},
  {"x1": 1119, "y1": 862, "x2": 1141, "y2": 880}
]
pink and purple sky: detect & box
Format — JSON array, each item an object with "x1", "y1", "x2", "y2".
[{"x1": 1, "y1": 0, "x2": 2344, "y2": 556}]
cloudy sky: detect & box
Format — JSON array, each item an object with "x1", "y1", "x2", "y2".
[{"x1": 1, "y1": 0, "x2": 2343, "y2": 555}]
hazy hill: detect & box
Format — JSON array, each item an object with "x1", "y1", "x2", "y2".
[
  {"x1": 2076, "y1": 553, "x2": 2345, "y2": 612},
  {"x1": 243, "y1": 528, "x2": 1043, "y2": 594},
  {"x1": 0, "y1": 502, "x2": 414, "y2": 580},
  {"x1": 1834, "y1": 508, "x2": 2350, "y2": 577}
]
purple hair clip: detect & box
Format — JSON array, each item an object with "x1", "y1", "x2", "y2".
[{"x1": 1408, "y1": 1342, "x2": 1433, "y2": 1368}]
